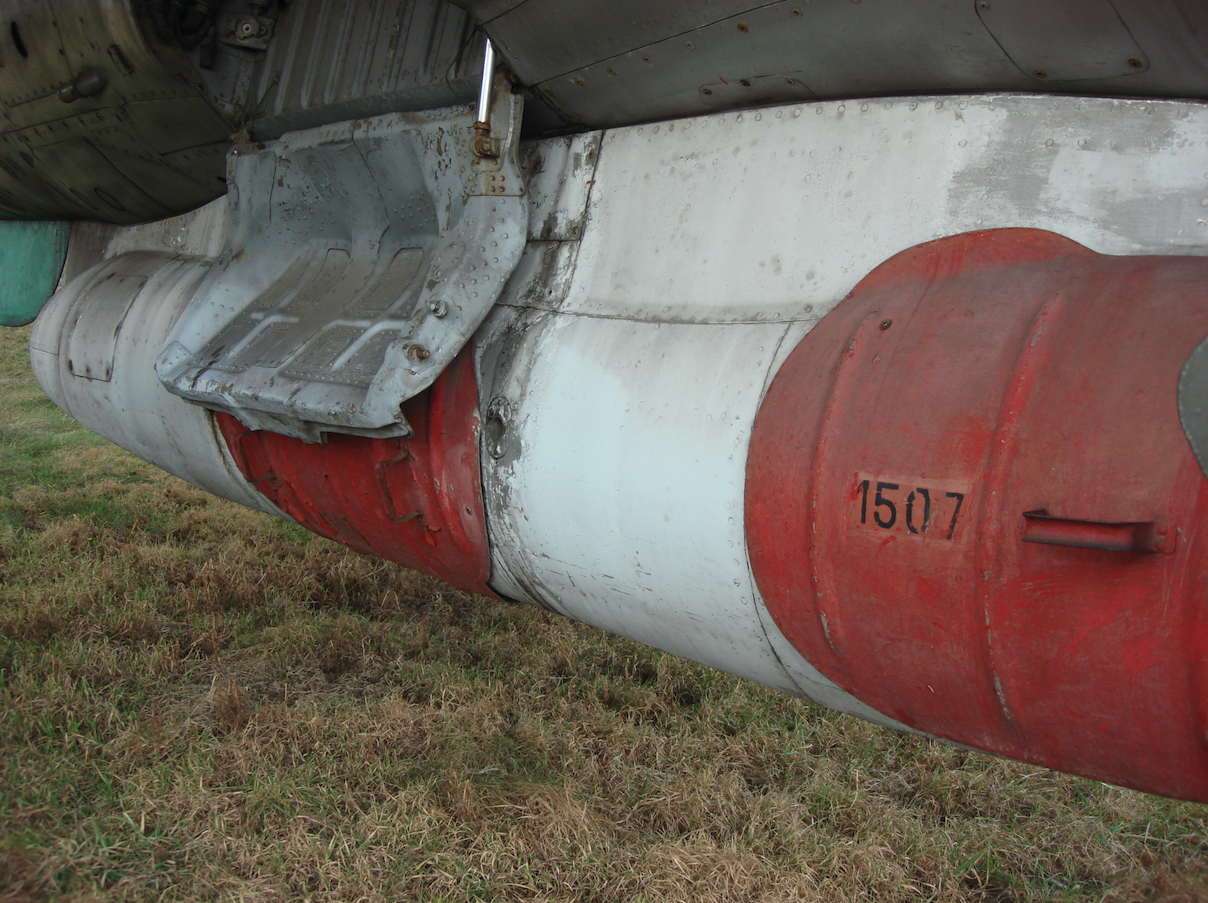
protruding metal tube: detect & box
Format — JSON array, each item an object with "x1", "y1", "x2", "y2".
[{"x1": 476, "y1": 38, "x2": 496, "y2": 125}]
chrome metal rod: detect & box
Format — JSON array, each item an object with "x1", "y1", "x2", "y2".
[{"x1": 475, "y1": 38, "x2": 496, "y2": 124}]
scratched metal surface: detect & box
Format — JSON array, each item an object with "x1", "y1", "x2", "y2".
[
  {"x1": 156, "y1": 96, "x2": 527, "y2": 442},
  {"x1": 475, "y1": 93, "x2": 1208, "y2": 718},
  {"x1": 243, "y1": 0, "x2": 483, "y2": 141}
]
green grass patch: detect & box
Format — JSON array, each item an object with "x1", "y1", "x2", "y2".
[{"x1": 1, "y1": 324, "x2": 1207, "y2": 901}]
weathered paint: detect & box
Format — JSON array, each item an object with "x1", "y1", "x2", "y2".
[
  {"x1": 156, "y1": 97, "x2": 527, "y2": 442},
  {"x1": 28, "y1": 249, "x2": 285, "y2": 518},
  {"x1": 746, "y1": 229, "x2": 1208, "y2": 802},
  {"x1": 0, "y1": 221, "x2": 69, "y2": 326},
  {"x1": 214, "y1": 346, "x2": 496, "y2": 597},
  {"x1": 26, "y1": 92, "x2": 1208, "y2": 801}
]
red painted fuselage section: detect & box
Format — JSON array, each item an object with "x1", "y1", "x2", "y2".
[
  {"x1": 747, "y1": 229, "x2": 1208, "y2": 801},
  {"x1": 216, "y1": 348, "x2": 495, "y2": 598}
]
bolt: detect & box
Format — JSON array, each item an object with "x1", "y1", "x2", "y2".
[
  {"x1": 428, "y1": 299, "x2": 448, "y2": 317},
  {"x1": 879, "y1": 318, "x2": 893, "y2": 330},
  {"x1": 407, "y1": 344, "x2": 431, "y2": 362}
]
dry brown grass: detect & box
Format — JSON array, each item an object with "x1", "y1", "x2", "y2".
[{"x1": 3, "y1": 324, "x2": 1208, "y2": 901}]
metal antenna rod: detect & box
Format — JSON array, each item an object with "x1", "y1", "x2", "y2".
[{"x1": 475, "y1": 38, "x2": 496, "y2": 125}]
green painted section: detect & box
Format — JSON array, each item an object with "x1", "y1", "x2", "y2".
[{"x1": 0, "y1": 220, "x2": 71, "y2": 327}]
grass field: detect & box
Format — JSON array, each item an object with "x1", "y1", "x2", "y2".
[{"x1": 2, "y1": 323, "x2": 1207, "y2": 902}]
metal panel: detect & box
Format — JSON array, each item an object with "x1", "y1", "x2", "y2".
[
  {"x1": 456, "y1": 0, "x2": 769, "y2": 85},
  {"x1": 1180, "y1": 335, "x2": 1208, "y2": 479},
  {"x1": 244, "y1": 0, "x2": 483, "y2": 141},
  {"x1": 560, "y1": 95, "x2": 1208, "y2": 325},
  {"x1": 478, "y1": 307, "x2": 884, "y2": 709},
  {"x1": 747, "y1": 229, "x2": 1208, "y2": 801},
  {"x1": 29, "y1": 248, "x2": 285, "y2": 518},
  {"x1": 456, "y1": 0, "x2": 1208, "y2": 130},
  {"x1": 977, "y1": 0, "x2": 1148, "y2": 81},
  {"x1": 157, "y1": 93, "x2": 527, "y2": 441},
  {"x1": 0, "y1": 219, "x2": 68, "y2": 326},
  {"x1": 212, "y1": 346, "x2": 497, "y2": 597},
  {"x1": 0, "y1": 1, "x2": 234, "y2": 222},
  {"x1": 521, "y1": 131, "x2": 602, "y2": 242}
]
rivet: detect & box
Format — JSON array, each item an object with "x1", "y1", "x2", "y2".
[
  {"x1": 879, "y1": 318, "x2": 893, "y2": 330},
  {"x1": 1128, "y1": 58, "x2": 1144, "y2": 69}
]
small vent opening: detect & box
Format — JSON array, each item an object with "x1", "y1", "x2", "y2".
[{"x1": 10, "y1": 21, "x2": 28, "y2": 59}]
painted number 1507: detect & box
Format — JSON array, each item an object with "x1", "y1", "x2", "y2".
[{"x1": 851, "y1": 475, "x2": 968, "y2": 541}]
